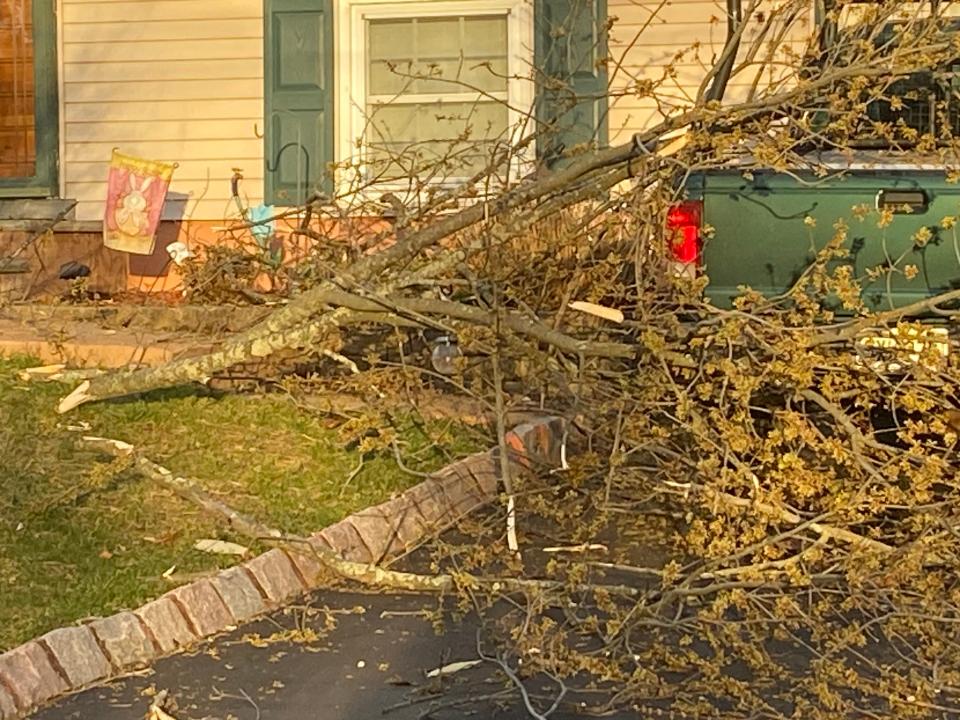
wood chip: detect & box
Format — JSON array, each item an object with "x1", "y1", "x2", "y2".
[
  {"x1": 18, "y1": 364, "x2": 66, "y2": 381},
  {"x1": 425, "y1": 659, "x2": 482, "y2": 678},
  {"x1": 568, "y1": 301, "x2": 625, "y2": 324},
  {"x1": 193, "y1": 539, "x2": 250, "y2": 556}
]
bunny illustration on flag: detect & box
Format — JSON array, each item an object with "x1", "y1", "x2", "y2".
[{"x1": 103, "y1": 150, "x2": 177, "y2": 255}]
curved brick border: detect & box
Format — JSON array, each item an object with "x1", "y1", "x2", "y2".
[{"x1": 0, "y1": 416, "x2": 564, "y2": 719}]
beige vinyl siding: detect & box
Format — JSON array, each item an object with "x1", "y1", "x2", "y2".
[
  {"x1": 607, "y1": 0, "x2": 812, "y2": 144},
  {"x1": 57, "y1": 0, "x2": 956, "y2": 222},
  {"x1": 61, "y1": 0, "x2": 265, "y2": 221}
]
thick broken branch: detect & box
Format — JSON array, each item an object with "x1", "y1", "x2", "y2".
[
  {"x1": 317, "y1": 289, "x2": 635, "y2": 359},
  {"x1": 60, "y1": 152, "x2": 646, "y2": 411},
  {"x1": 79, "y1": 436, "x2": 283, "y2": 541},
  {"x1": 57, "y1": 287, "x2": 632, "y2": 413}
]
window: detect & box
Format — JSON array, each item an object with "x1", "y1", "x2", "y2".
[
  {"x1": 0, "y1": 0, "x2": 58, "y2": 197},
  {"x1": 365, "y1": 15, "x2": 511, "y2": 177},
  {"x1": 338, "y1": 0, "x2": 535, "y2": 188}
]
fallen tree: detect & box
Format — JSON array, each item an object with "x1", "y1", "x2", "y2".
[{"x1": 57, "y1": 1, "x2": 960, "y2": 717}]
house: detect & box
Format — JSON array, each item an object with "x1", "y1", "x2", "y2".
[{"x1": 0, "y1": 0, "x2": 806, "y2": 295}]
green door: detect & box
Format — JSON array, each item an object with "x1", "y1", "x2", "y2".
[
  {"x1": 264, "y1": 0, "x2": 334, "y2": 205},
  {"x1": 0, "y1": 0, "x2": 58, "y2": 198},
  {"x1": 534, "y1": 0, "x2": 607, "y2": 167}
]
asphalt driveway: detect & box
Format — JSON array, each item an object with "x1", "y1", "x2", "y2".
[{"x1": 29, "y1": 588, "x2": 597, "y2": 720}]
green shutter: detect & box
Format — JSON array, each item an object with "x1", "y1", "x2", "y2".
[
  {"x1": 534, "y1": 0, "x2": 608, "y2": 167},
  {"x1": 0, "y1": 0, "x2": 58, "y2": 198},
  {"x1": 264, "y1": 0, "x2": 334, "y2": 205}
]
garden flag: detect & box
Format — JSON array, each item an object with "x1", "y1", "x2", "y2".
[{"x1": 103, "y1": 150, "x2": 177, "y2": 255}]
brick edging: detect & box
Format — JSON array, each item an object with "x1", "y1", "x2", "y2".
[{"x1": 0, "y1": 416, "x2": 565, "y2": 719}]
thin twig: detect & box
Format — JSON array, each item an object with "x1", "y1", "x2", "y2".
[
  {"x1": 338, "y1": 456, "x2": 366, "y2": 498},
  {"x1": 79, "y1": 436, "x2": 283, "y2": 540}
]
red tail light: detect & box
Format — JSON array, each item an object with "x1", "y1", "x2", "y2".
[{"x1": 666, "y1": 200, "x2": 703, "y2": 265}]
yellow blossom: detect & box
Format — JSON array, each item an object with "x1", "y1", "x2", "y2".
[{"x1": 912, "y1": 226, "x2": 932, "y2": 247}]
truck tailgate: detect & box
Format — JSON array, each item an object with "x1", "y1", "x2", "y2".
[{"x1": 696, "y1": 169, "x2": 960, "y2": 310}]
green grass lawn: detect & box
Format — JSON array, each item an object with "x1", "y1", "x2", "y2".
[{"x1": 0, "y1": 355, "x2": 479, "y2": 651}]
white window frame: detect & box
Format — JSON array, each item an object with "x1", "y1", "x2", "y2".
[{"x1": 334, "y1": 0, "x2": 536, "y2": 195}]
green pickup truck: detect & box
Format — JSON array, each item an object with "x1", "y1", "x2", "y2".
[{"x1": 667, "y1": 1, "x2": 960, "y2": 313}]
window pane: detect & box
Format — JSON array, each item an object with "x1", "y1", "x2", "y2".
[
  {"x1": 366, "y1": 14, "x2": 510, "y2": 177},
  {"x1": 368, "y1": 103, "x2": 419, "y2": 145},
  {"x1": 369, "y1": 60, "x2": 415, "y2": 96},
  {"x1": 369, "y1": 16, "x2": 508, "y2": 95},
  {"x1": 413, "y1": 58, "x2": 507, "y2": 94},
  {"x1": 463, "y1": 17, "x2": 508, "y2": 57},
  {"x1": 367, "y1": 102, "x2": 509, "y2": 145},
  {"x1": 414, "y1": 17, "x2": 462, "y2": 57},
  {"x1": 0, "y1": 0, "x2": 35, "y2": 179},
  {"x1": 367, "y1": 100, "x2": 509, "y2": 176},
  {"x1": 368, "y1": 19, "x2": 413, "y2": 60}
]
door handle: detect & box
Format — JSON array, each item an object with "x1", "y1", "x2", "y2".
[{"x1": 876, "y1": 189, "x2": 928, "y2": 214}]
